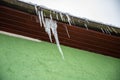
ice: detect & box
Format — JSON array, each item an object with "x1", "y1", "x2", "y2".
[
  {"x1": 64, "y1": 25, "x2": 70, "y2": 38},
  {"x1": 38, "y1": 11, "x2": 42, "y2": 27},
  {"x1": 59, "y1": 13, "x2": 64, "y2": 21},
  {"x1": 53, "y1": 11, "x2": 56, "y2": 14},
  {"x1": 41, "y1": 10, "x2": 46, "y2": 27},
  {"x1": 107, "y1": 26, "x2": 112, "y2": 32},
  {"x1": 84, "y1": 23, "x2": 88, "y2": 30},
  {"x1": 111, "y1": 27, "x2": 117, "y2": 33},
  {"x1": 34, "y1": 5, "x2": 42, "y2": 26},
  {"x1": 84, "y1": 19, "x2": 89, "y2": 30},
  {"x1": 56, "y1": 13, "x2": 59, "y2": 20},
  {"x1": 44, "y1": 18, "x2": 64, "y2": 59},
  {"x1": 34, "y1": 4, "x2": 38, "y2": 15},
  {"x1": 50, "y1": 11, "x2": 53, "y2": 20},
  {"x1": 66, "y1": 14, "x2": 71, "y2": 26},
  {"x1": 71, "y1": 17, "x2": 75, "y2": 24},
  {"x1": 101, "y1": 28, "x2": 105, "y2": 33},
  {"x1": 44, "y1": 19, "x2": 52, "y2": 42},
  {"x1": 34, "y1": 4, "x2": 43, "y2": 27},
  {"x1": 106, "y1": 29, "x2": 111, "y2": 35},
  {"x1": 85, "y1": 18, "x2": 89, "y2": 24},
  {"x1": 35, "y1": 6, "x2": 65, "y2": 59}
]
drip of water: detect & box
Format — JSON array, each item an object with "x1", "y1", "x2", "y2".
[
  {"x1": 60, "y1": 13, "x2": 64, "y2": 21},
  {"x1": 66, "y1": 14, "x2": 71, "y2": 26},
  {"x1": 44, "y1": 18, "x2": 64, "y2": 59}
]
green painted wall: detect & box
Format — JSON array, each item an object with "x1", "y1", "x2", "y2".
[{"x1": 0, "y1": 34, "x2": 120, "y2": 80}]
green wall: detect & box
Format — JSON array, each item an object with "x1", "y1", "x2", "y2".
[{"x1": 0, "y1": 34, "x2": 120, "y2": 80}]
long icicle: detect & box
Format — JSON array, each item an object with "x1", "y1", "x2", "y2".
[
  {"x1": 44, "y1": 18, "x2": 64, "y2": 59},
  {"x1": 36, "y1": 7, "x2": 64, "y2": 59},
  {"x1": 41, "y1": 10, "x2": 46, "y2": 27},
  {"x1": 38, "y1": 11, "x2": 42, "y2": 27},
  {"x1": 50, "y1": 20, "x2": 64, "y2": 59}
]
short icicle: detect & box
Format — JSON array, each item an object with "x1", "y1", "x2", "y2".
[
  {"x1": 66, "y1": 14, "x2": 71, "y2": 26},
  {"x1": 84, "y1": 18, "x2": 89, "y2": 30},
  {"x1": 64, "y1": 25, "x2": 70, "y2": 38},
  {"x1": 59, "y1": 12, "x2": 64, "y2": 21},
  {"x1": 84, "y1": 23, "x2": 88, "y2": 30},
  {"x1": 101, "y1": 28, "x2": 105, "y2": 33}
]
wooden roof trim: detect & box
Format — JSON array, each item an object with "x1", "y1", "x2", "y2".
[{"x1": 0, "y1": 0, "x2": 120, "y2": 37}]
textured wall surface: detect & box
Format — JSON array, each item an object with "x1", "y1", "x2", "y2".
[{"x1": 0, "y1": 34, "x2": 120, "y2": 80}]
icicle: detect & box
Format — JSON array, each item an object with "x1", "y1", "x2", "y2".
[
  {"x1": 106, "y1": 29, "x2": 111, "y2": 35},
  {"x1": 51, "y1": 21, "x2": 64, "y2": 59},
  {"x1": 44, "y1": 19, "x2": 52, "y2": 42},
  {"x1": 41, "y1": 10, "x2": 46, "y2": 27},
  {"x1": 53, "y1": 11, "x2": 56, "y2": 14},
  {"x1": 44, "y1": 18, "x2": 64, "y2": 59},
  {"x1": 111, "y1": 27, "x2": 117, "y2": 33},
  {"x1": 104, "y1": 29, "x2": 109, "y2": 34},
  {"x1": 34, "y1": 4, "x2": 38, "y2": 15},
  {"x1": 38, "y1": 11, "x2": 42, "y2": 27},
  {"x1": 34, "y1": 4, "x2": 41, "y2": 23},
  {"x1": 84, "y1": 23, "x2": 88, "y2": 30},
  {"x1": 50, "y1": 11, "x2": 53, "y2": 20},
  {"x1": 78, "y1": 19, "x2": 80, "y2": 23},
  {"x1": 59, "y1": 13, "x2": 64, "y2": 21},
  {"x1": 66, "y1": 14, "x2": 71, "y2": 26},
  {"x1": 84, "y1": 18, "x2": 89, "y2": 30},
  {"x1": 107, "y1": 26, "x2": 112, "y2": 32},
  {"x1": 85, "y1": 18, "x2": 89, "y2": 24},
  {"x1": 101, "y1": 28, "x2": 105, "y2": 33},
  {"x1": 64, "y1": 25, "x2": 70, "y2": 38},
  {"x1": 56, "y1": 13, "x2": 59, "y2": 20},
  {"x1": 71, "y1": 17, "x2": 75, "y2": 24}
]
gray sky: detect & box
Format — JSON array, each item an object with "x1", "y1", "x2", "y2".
[{"x1": 21, "y1": 0, "x2": 120, "y2": 28}]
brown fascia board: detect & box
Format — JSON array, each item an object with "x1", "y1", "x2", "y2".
[
  {"x1": 0, "y1": 0, "x2": 120, "y2": 58},
  {"x1": 0, "y1": 0, "x2": 120, "y2": 37}
]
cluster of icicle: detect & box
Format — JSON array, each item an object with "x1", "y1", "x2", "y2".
[
  {"x1": 34, "y1": 4, "x2": 118, "y2": 59},
  {"x1": 34, "y1": 5, "x2": 68, "y2": 59}
]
